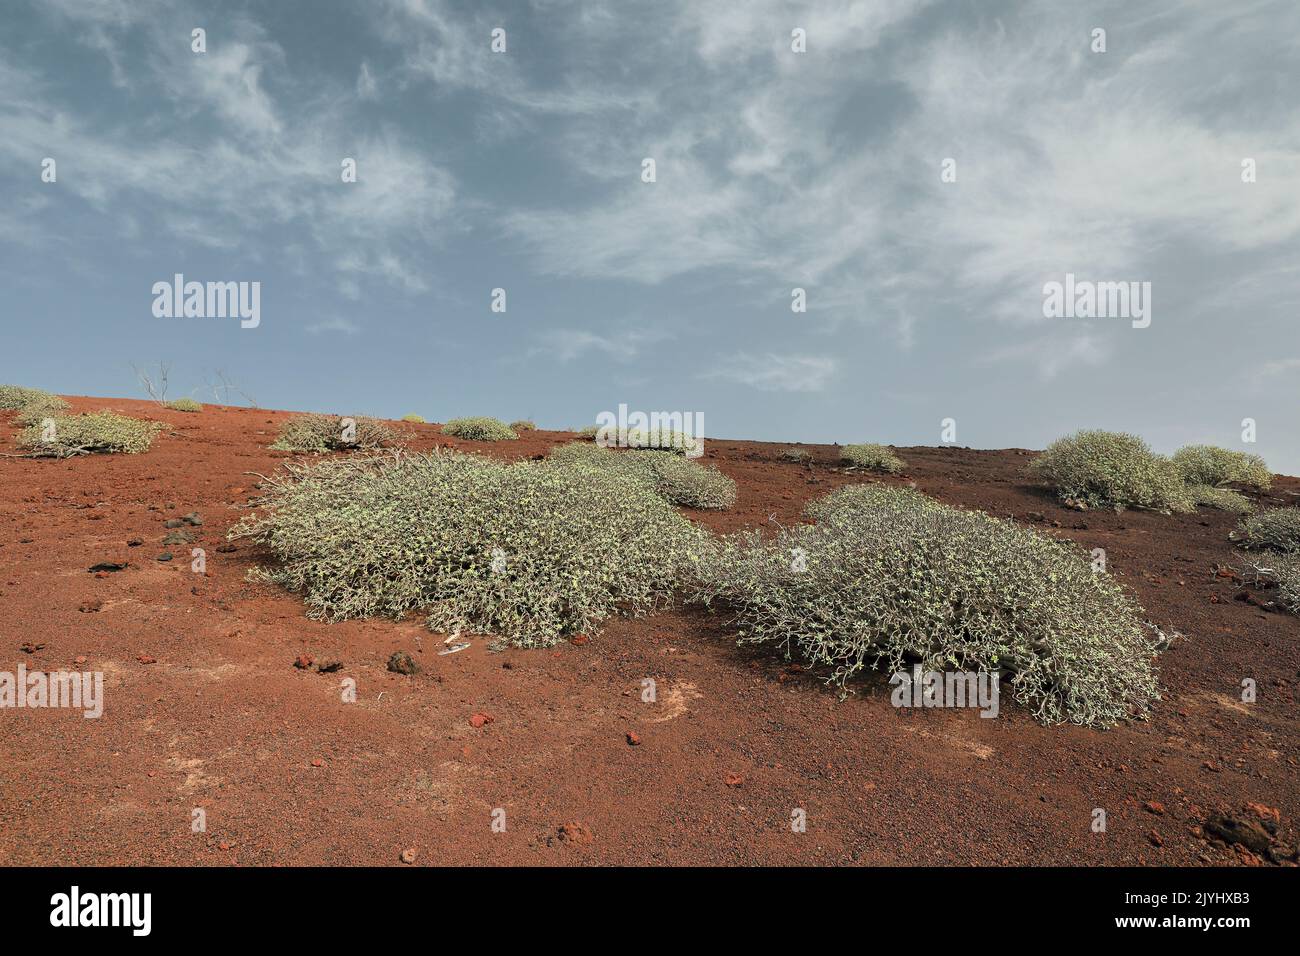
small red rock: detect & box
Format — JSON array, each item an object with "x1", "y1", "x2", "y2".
[
  {"x1": 626, "y1": 732, "x2": 641, "y2": 746},
  {"x1": 557, "y1": 822, "x2": 593, "y2": 845},
  {"x1": 73, "y1": 655, "x2": 87, "y2": 665},
  {"x1": 293, "y1": 654, "x2": 314, "y2": 670},
  {"x1": 469, "y1": 712, "x2": 494, "y2": 728},
  {"x1": 570, "y1": 635, "x2": 590, "y2": 646},
  {"x1": 725, "y1": 773, "x2": 745, "y2": 787},
  {"x1": 136, "y1": 655, "x2": 156, "y2": 664},
  {"x1": 310, "y1": 758, "x2": 325, "y2": 768},
  {"x1": 1245, "y1": 802, "x2": 1281, "y2": 823},
  {"x1": 1144, "y1": 801, "x2": 1166, "y2": 815},
  {"x1": 79, "y1": 599, "x2": 103, "y2": 613},
  {"x1": 219, "y1": 842, "x2": 230, "y2": 851}
]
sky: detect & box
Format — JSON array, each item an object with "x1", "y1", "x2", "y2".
[{"x1": 2, "y1": 0, "x2": 1298, "y2": 471}]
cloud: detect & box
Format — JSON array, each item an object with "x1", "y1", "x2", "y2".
[
  {"x1": 529, "y1": 327, "x2": 673, "y2": 363},
  {"x1": 978, "y1": 332, "x2": 1110, "y2": 382},
  {"x1": 3, "y1": 1, "x2": 458, "y2": 290},
  {"x1": 1260, "y1": 357, "x2": 1300, "y2": 378},
  {"x1": 706, "y1": 353, "x2": 837, "y2": 392},
  {"x1": 306, "y1": 316, "x2": 361, "y2": 335},
  {"x1": 484, "y1": 0, "x2": 1300, "y2": 349}
]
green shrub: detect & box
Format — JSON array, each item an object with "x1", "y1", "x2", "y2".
[
  {"x1": 1239, "y1": 553, "x2": 1300, "y2": 614},
  {"x1": 780, "y1": 446, "x2": 811, "y2": 463},
  {"x1": 1173, "y1": 445, "x2": 1271, "y2": 489},
  {"x1": 548, "y1": 442, "x2": 736, "y2": 510},
  {"x1": 13, "y1": 397, "x2": 71, "y2": 426},
  {"x1": 401, "y1": 414, "x2": 426, "y2": 423},
  {"x1": 841, "y1": 443, "x2": 904, "y2": 473},
  {"x1": 164, "y1": 398, "x2": 203, "y2": 412},
  {"x1": 1237, "y1": 507, "x2": 1300, "y2": 553},
  {"x1": 575, "y1": 425, "x2": 600, "y2": 438},
  {"x1": 1031, "y1": 430, "x2": 1193, "y2": 513},
  {"x1": 690, "y1": 484, "x2": 1162, "y2": 727},
  {"x1": 442, "y1": 417, "x2": 518, "y2": 441},
  {"x1": 229, "y1": 449, "x2": 707, "y2": 647},
  {"x1": 592, "y1": 425, "x2": 701, "y2": 456},
  {"x1": 0, "y1": 385, "x2": 65, "y2": 411},
  {"x1": 17, "y1": 411, "x2": 162, "y2": 456},
  {"x1": 270, "y1": 414, "x2": 399, "y2": 453},
  {"x1": 510, "y1": 419, "x2": 537, "y2": 432},
  {"x1": 1188, "y1": 484, "x2": 1253, "y2": 515}
]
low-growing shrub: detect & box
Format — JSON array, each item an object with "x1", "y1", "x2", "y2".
[
  {"x1": 0, "y1": 385, "x2": 65, "y2": 410},
  {"x1": 1031, "y1": 430, "x2": 1192, "y2": 513},
  {"x1": 271, "y1": 414, "x2": 399, "y2": 452},
  {"x1": 510, "y1": 419, "x2": 537, "y2": 432},
  {"x1": 165, "y1": 398, "x2": 203, "y2": 412},
  {"x1": 229, "y1": 449, "x2": 708, "y2": 647},
  {"x1": 841, "y1": 443, "x2": 904, "y2": 473},
  {"x1": 575, "y1": 425, "x2": 599, "y2": 438},
  {"x1": 691, "y1": 484, "x2": 1162, "y2": 727},
  {"x1": 1173, "y1": 445, "x2": 1271, "y2": 489},
  {"x1": 401, "y1": 414, "x2": 426, "y2": 423},
  {"x1": 1239, "y1": 553, "x2": 1300, "y2": 614},
  {"x1": 1237, "y1": 507, "x2": 1300, "y2": 553},
  {"x1": 17, "y1": 411, "x2": 162, "y2": 456},
  {"x1": 548, "y1": 442, "x2": 736, "y2": 510},
  {"x1": 13, "y1": 396, "x2": 71, "y2": 426},
  {"x1": 780, "y1": 446, "x2": 812, "y2": 463},
  {"x1": 1188, "y1": 484, "x2": 1253, "y2": 515},
  {"x1": 442, "y1": 417, "x2": 518, "y2": 441},
  {"x1": 593, "y1": 426, "x2": 701, "y2": 456}
]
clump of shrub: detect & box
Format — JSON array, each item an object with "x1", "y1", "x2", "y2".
[
  {"x1": 13, "y1": 397, "x2": 72, "y2": 426},
  {"x1": 591, "y1": 426, "x2": 702, "y2": 456},
  {"x1": 271, "y1": 414, "x2": 399, "y2": 452},
  {"x1": 165, "y1": 398, "x2": 203, "y2": 412},
  {"x1": 17, "y1": 411, "x2": 162, "y2": 457},
  {"x1": 442, "y1": 417, "x2": 518, "y2": 442},
  {"x1": 1, "y1": 386, "x2": 69, "y2": 429},
  {"x1": 690, "y1": 484, "x2": 1163, "y2": 727},
  {"x1": 548, "y1": 442, "x2": 736, "y2": 510},
  {"x1": 1237, "y1": 507, "x2": 1300, "y2": 553},
  {"x1": 510, "y1": 420, "x2": 537, "y2": 432},
  {"x1": 1173, "y1": 445, "x2": 1271, "y2": 490},
  {"x1": 1238, "y1": 553, "x2": 1300, "y2": 615},
  {"x1": 1031, "y1": 430, "x2": 1192, "y2": 513},
  {"x1": 1188, "y1": 484, "x2": 1253, "y2": 515},
  {"x1": 841, "y1": 443, "x2": 904, "y2": 474},
  {"x1": 229, "y1": 449, "x2": 707, "y2": 647},
  {"x1": 0, "y1": 385, "x2": 65, "y2": 411},
  {"x1": 780, "y1": 446, "x2": 811, "y2": 463}
]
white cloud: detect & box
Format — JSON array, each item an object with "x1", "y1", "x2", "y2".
[
  {"x1": 529, "y1": 327, "x2": 673, "y2": 363},
  {"x1": 707, "y1": 353, "x2": 837, "y2": 392},
  {"x1": 978, "y1": 333, "x2": 1110, "y2": 382},
  {"x1": 1, "y1": 3, "x2": 459, "y2": 290},
  {"x1": 306, "y1": 316, "x2": 361, "y2": 335}
]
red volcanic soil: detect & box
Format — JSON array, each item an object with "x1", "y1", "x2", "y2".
[{"x1": 1, "y1": 396, "x2": 1297, "y2": 866}]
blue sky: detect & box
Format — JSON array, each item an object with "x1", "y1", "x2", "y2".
[{"x1": 3, "y1": 0, "x2": 1299, "y2": 471}]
